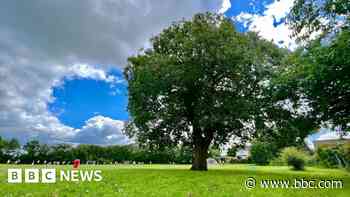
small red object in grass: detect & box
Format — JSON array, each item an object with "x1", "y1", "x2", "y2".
[{"x1": 73, "y1": 159, "x2": 80, "y2": 169}]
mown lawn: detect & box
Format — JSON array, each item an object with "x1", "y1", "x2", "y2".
[{"x1": 0, "y1": 164, "x2": 349, "y2": 196}]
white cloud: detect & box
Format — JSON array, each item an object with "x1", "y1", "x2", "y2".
[
  {"x1": 0, "y1": 0, "x2": 225, "y2": 144},
  {"x1": 234, "y1": 0, "x2": 296, "y2": 49},
  {"x1": 72, "y1": 116, "x2": 130, "y2": 145},
  {"x1": 219, "y1": 0, "x2": 232, "y2": 14},
  {"x1": 264, "y1": 0, "x2": 294, "y2": 20},
  {"x1": 68, "y1": 64, "x2": 117, "y2": 83},
  {"x1": 235, "y1": 12, "x2": 255, "y2": 28}
]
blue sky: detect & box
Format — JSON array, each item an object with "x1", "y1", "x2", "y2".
[
  {"x1": 226, "y1": 0, "x2": 273, "y2": 31},
  {"x1": 49, "y1": 69, "x2": 128, "y2": 128},
  {"x1": 1, "y1": 0, "x2": 327, "y2": 145}
]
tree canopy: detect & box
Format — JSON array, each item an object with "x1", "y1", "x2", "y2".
[
  {"x1": 286, "y1": 0, "x2": 350, "y2": 132},
  {"x1": 288, "y1": 0, "x2": 349, "y2": 41},
  {"x1": 124, "y1": 13, "x2": 312, "y2": 170},
  {"x1": 279, "y1": 29, "x2": 350, "y2": 132}
]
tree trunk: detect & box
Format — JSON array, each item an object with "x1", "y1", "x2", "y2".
[{"x1": 191, "y1": 141, "x2": 210, "y2": 171}]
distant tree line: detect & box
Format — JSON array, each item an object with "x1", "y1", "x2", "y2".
[
  {"x1": 0, "y1": 136, "x2": 20, "y2": 162},
  {"x1": 0, "y1": 137, "x2": 197, "y2": 164}
]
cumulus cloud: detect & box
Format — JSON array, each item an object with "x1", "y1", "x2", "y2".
[
  {"x1": 0, "y1": 0, "x2": 227, "y2": 144},
  {"x1": 219, "y1": 0, "x2": 232, "y2": 14},
  {"x1": 68, "y1": 64, "x2": 118, "y2": 83},
  {"x1": 72, "y1": 116, "x2": 130, "y2": 145},
  {"x1": 234, "y1": 0, "x2": 296, "y2": 49}
]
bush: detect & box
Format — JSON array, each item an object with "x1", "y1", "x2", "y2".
[
  {"x1": 316, "y1": 145, "x2": 350, "y2": 169},
  {"x1": 250, "y1": 142, "x2": 275, "y2": 165},
  {"x1": 287, "y1": 156, "x2": 305, "y2": 170},
  {"x1": 340, "y1": 146, "x2": 350, "y2": 171},
  {"x1": 316, "y1": 148, "x2": 339, "y2": 168},
  {"x1": 280, "y1": 147, "x2": 308, "y2": 170}
]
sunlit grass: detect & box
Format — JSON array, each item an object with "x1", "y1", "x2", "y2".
[{"x1": 0, "y1": 164, "x2": 349, "y2": 196}]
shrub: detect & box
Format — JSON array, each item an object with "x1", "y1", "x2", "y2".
[
  {"x1": 250, "y1": 142, "x2": 275, "y2": 165},
  {"x1": 340, "y1": 146, "x2": 350, "y2": 171},
  {"x1": 316, "y1": 148, "x2": 339, "y2": 168},
  {"x1": 287, "y1": 156, "x2": 305, "y2": 170},
  {"x1": 316, "y1": 145, "x2": 350, "y2": 169},
  {"x1": 280, "y1": 147, "x2": 308, "y2": 170}
]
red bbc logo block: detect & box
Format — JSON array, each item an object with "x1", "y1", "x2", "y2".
[{"x1": 73, "y1": 159, "x2": 80, "y2": 169}]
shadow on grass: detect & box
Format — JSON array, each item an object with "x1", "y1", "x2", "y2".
[{"x1": 102, "y1": 165, "x2": 350, "y2": 179}]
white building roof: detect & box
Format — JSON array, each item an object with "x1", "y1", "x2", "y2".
[{"x1": 316, "y1": 131, "x2": 350, "y2": 141}]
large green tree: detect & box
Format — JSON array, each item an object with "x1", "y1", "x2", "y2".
[{"x1": 124, "y1": 13, "x2": 299, "y2": 170}]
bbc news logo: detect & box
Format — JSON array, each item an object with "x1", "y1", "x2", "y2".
[{"x1": 8, "y1": 169, "x2": 102, "y2": 183}]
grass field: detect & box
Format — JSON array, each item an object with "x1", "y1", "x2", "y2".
[{"x1": 0, "y1": 164, "x2": 349, "y2": 196}]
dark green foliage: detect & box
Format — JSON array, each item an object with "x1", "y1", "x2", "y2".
[
  {"x1": 49, "y1": 144, "x2": 74, "y2": 162},
  {"x1": 287, "y1": 156, "x2": 305, "y2": 170},
  {"x1": 124, "y1": 12, "x2": 298, "y2": 170},
  {"x1": 316, "y1": 146, "x2": 349, "y2": 168},
  {"x1": 317, "y1": 148, "x2": 340, "y2": 168},
  {"x1": 132, "y1": 148, "x2": 174, "y2": 163},
  {"x1": 279, "y1": 147, "x2": 308, "y2": 170},
  {"x1": 0, "y1": 137, "x2": 20, "y2": 162},
  {"x1": 279, "y1": 30, "x2": 350, "y2": 132},
  {"x1": 1, "y1": 138, "x2": 193, "y2": 164},
  {"x1": 250, "y1": 141, "x2": 276, "y2": 165},
  {"x1": 286, "y1": 0, "x2": 350, "y2": 134},
  {"x1": 227, "y1": 146, "x2": 238, "y2": 157},
  {"x1": 21, "y1": 140, "x2": 49, "y2": 163},
  {"x1": 174, "y1": 146, "x2": 192, "y2": 164}
]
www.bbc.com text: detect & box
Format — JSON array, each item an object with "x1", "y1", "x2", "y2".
[{"x1": 245, "y1": 177, "x2": 343, "y2": 189}]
